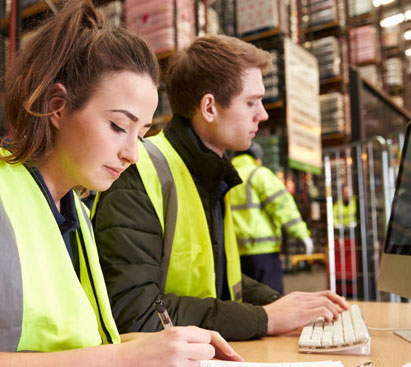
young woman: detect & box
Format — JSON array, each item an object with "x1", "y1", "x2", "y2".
[{"x1": 0, "y1": 1, "x2": 242, "y2": 365}]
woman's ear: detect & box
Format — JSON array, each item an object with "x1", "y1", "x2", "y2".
[
  {"x1": 48, "y1": 83, "x2": 68, "y2": 130},
  {"x1": 199, "y1": 93, "x2": 217, "y2": 123}
]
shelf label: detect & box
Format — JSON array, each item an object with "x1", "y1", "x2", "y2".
[{"x1": 284, "y1": 37, "x2": 322, "y2": 175}]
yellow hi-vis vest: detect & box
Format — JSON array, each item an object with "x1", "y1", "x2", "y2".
[
  {"x1": 230, "y1": 155, "x2": 309, "y2": 256},
  {"x1": 136, "y1": 132, "x2": 243, "y2": 301},
  {"x1": 0, "y1": 153, "x2": 120, "y2": 352},
  {"x1": 333, "y1": 196, "x2": 357, "y2": 228}
]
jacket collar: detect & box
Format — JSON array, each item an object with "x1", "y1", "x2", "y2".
[{"x1": 163, "y1": 115, "x2": 242, "y2": 194}]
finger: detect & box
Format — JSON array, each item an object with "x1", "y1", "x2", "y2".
[
  {"x1": 317, "y1": 291, "x2": 349, "y2": 309},
  {"x1": 210, "y1": 332, "x2": 244, "y2": 361},
  {"x1": 317, "y1": 306, "x2": 335, "y2": 322},
  {"x1": 185, "y1": 342, "x2": 215, "y2": 361},
  {"x1": 167, "y1": 326, "x2": 212, "y2": 344},
  {"x1": 305, "y1": 295, "x2": 341, "y2": 319},
  {"x1": 302, "y1": 306, "x2": 334, "y2": 324}
]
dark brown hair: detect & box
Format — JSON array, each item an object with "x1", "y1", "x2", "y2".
[
  {"x1": 166, "y1": 34, "x2": 272, "y2": 119},
  {"x1": 2, "y1": 0, "x2": 159, "y2": 165}
]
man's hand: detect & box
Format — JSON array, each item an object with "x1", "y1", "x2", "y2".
[
  {"x1": 207, "y1": 330, "x2": 244, "y2": 362},
  {"x1": 263, "y1": 290, "x2": 349, "y2": 335}
]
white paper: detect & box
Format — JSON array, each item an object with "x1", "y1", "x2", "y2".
[{"x1": 200, "y1": 361, "x2": 344, "y2": 367}]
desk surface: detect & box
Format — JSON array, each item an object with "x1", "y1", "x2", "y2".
[{"x1": 230, "y1": 302, "x2": 411, "y2": 367}]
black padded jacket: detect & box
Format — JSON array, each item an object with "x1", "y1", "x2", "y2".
[{"x1": 93, "y1": 115, "x2": 281, "y2": 341}]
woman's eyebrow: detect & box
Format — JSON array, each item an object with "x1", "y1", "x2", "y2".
[{"x1": 107, "y1": 109, "x2": 138, "y2": 122}]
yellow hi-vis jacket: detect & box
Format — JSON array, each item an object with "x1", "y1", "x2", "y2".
[
  {"x1": 333, "y1": 196, "x2": 357, "y2": 228},
  {"x1": 135, "y1": 132, "x2": 243, "y2": 301},
  {"x1": 230, "y1": 154, "x2": 310, "y2": 256},
  {"x1": 0, "y1": 152, "x2": 120, "y2": 352}
]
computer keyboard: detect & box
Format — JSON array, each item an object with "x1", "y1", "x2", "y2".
[{"x1": 298, "y1": 304, "x2": 371, "y2": 355}]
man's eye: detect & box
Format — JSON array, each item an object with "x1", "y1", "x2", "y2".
[{"x1": 110, "y1": 121, "x2": 127, "y2": 133}]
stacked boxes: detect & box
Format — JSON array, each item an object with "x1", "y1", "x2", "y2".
[
  {"x1": 254, "y1": 135, "x2": 281, "y2": 173},
  {"x1": 215, "y1": 0, "x2": 236, "y2": 36},
  {"x1": 359, "y1": 64, "x2": 382, "y2": 88},
  {"x1": 99, "y1": 1, "x2": 122, "y2": 27},
  {"x1": 383, "y1": 25, "x2": 401, "y2": 48},
  {"x1": 350, "y1": 25, "x2": 379, "y2": 65},
  {"x1": 306, "y1": 36, "x2": 341, "y2": 80},
  {"x1": 385, "y1": 57, "x2": 403, "y2": 87},
  {"x1": 197, "y1": 2, "x2": 220, "y2": 35},
  {"x1": 236, "y1": 0, "x2": 288, "y2": 37},
  {"x1": 263, "y1": 50, "x2": 280, "y2": 103},
  {"x1": 125, "y1": 0, "x2": 196, "y2": 54},
  {"x1": 320, "y1": 92, "x2": 345, "y2": 136},
  {"x1": 301, "y1": 0, "x2": 345, "y2": 29},
  {"x1": 349, "y1": 0, "x2": 373, "y2": 17}
]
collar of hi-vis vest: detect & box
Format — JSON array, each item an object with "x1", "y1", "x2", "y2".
[{"x1": 164, "y1": 115, "x2": 242, "y2": 194}]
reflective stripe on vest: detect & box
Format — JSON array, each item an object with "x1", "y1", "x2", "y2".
[
  {"x1": 136, "y1": 132, "x2": 243, "y2": 301},
  {"x1": 231, "y1": 165, "x2": 282, "y2": 255},
  {"x1": 0, "y1": 156, "x2": 120, "y2": 352}
]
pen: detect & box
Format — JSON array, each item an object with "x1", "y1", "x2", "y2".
[{"x1": 155, "y1": 299, "x2": 174, "y2": 329}]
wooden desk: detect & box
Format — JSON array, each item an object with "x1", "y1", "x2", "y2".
[{"x1": 230, "y1": 302, "x2": 411, "y2": 367}]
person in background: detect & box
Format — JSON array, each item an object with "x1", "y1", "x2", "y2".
[
  {"x1": 333, "y1": 184, "x2": 357, "y2": 229},
  {"x1": 0, "y1": 1, "x2": 241, "y2": 365},
  {"x1": 93, "y1": 34, "x2": 348, "y2": 342},
  {"x1": 230, "y1": 142, "x2": 313, "y2": 295}
]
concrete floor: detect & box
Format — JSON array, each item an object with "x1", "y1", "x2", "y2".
[{"x1": 283, "y1": 264, "x2": 328, "y2": 294}]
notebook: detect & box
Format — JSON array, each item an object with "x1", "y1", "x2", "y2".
[{"x1": 200, "y1": 360, "x2": 344, "y2": 367}]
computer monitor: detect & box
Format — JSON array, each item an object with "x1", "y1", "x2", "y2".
[{"x1": 377, "y1": 122, "x2": 411, "y2": 299}]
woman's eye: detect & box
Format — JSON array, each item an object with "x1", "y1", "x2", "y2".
[
  {"x1": 248, "y1": 101, "x2": 257, "y2": 107},
  {"x1": 110, "y1": 121, "x2": 127, "y2": 133}
]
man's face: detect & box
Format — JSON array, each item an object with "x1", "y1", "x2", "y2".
[
  {"x1": 204, "y1": 67, "x2": 268, "y2": 156},
  {"x1": 343, "y1": 186, "x2": 352, "y2": 201}
]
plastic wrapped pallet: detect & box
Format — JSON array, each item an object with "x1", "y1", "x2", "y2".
[
  {"x1": 236, "y1": 0, "x2": 288, "y2": 37},
  {"x1": 350, "y1": 25, "x2": 379, "y2": 64},
  {"x1": 320, "y1": 92, "x2": 345, "y2": 136},
  {"x1": 214, "y1": 0, "x2": 236, "y2": 36},
  {"x1": 301, "y1": 0, "x2": 345, "y2": 28},
  {"x1": 263, "y1": 50, "x2": 280, "y2": 103},
  {"x1": 385, "y1": 57, "x2": 403, "y2": 87},
  {"x1": 125, "y1": 0, "x2": 195, "y2": 54},
  {"x1": 306, "y1": 36, "x2": 341, "y2": 79},
  {"x1": 99, "y1": 1, "x2": 122, "y2": 28},
  {"x1": 359, "y1": 64, "x2": 382, "y2": 88},
  {"x1": 197, "y1": 2, "x2": 220, "y2": 35},
  {"x1": 383, "y1": 25, "x2": 401, "y2": 48},
  {"x1": 349, "y1": 0, "x2": 373, "y2": 17},
  {"x1": 254, "y1": 135, "x2": 281, "y2": 173}
]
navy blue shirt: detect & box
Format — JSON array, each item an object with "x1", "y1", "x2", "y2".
[{"x1": 30, "y1": 167, "x2": 80, "y2": 272}]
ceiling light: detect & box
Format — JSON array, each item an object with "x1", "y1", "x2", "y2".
[
  {"x1": 380, "y1": 13, "x2": 405, "y2": 28},
  {"x1": 373, "y1": 0, "x2": 395, "y2": 6}
]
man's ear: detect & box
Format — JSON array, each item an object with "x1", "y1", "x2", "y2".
[
  {"x1": 48, "y1": 83, "x2": 68, "y2": 130},
  {"x1": 199, "y1": 93, "x2": 217, "y2": 123}
]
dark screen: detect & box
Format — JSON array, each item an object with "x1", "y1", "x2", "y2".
[{"x1": 385, "y1": 123, "x2": 411, "y2": 256}]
